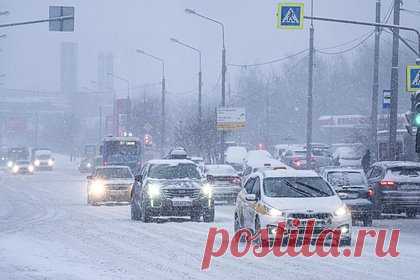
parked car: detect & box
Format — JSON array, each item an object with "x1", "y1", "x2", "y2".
[
  {"x1": 321, "y1": 167, "x2": 373, "y2": 226},
  {"x1": 367, "y1": 161, "x2": 420, "y2": 218},
  {"x1": 86, "y1": 166, "x2": 134, "y2": 205},
  {"x1": 130, "y1": 159, "x2": 215, "y2": 222},
  {"x1": 234, "y1": 169, "x2": 352, "y2": 245},
  {"x1": 204, "y1": 164, "x2": 241, "y2": 204}
]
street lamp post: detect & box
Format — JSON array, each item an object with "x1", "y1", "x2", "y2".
[
  {"x1": 136, "y1": 49, "x2": 166, "y2": 155},
  {"x1": 170, "y1": 37, "x2": 202, "y2": 123},
  {"x1": 185, "y1": 8, "x2": 226, "y2": 163}
]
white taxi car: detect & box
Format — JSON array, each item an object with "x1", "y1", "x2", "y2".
[{"x1": 234, "y1": 169, "x2": 352, "y2": 245}]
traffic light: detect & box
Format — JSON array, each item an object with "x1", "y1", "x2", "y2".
[{"x1": 413, "y1": 91, "x2": 420, "y2": 127}]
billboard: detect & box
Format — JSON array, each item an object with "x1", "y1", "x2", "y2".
[{"x1": 216, "y1": 107, "x2": 246, "y2": 131}]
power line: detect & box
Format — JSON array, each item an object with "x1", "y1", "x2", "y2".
[
  {"x1": 228, "y1": 49, "x2": 308, "y2": 68},
  {"x1": 316, "y1": 31, "x2": 375, "y2": 55},
  {"x1": 318, "y1": 31, "x2": 374, "y2": 51}
]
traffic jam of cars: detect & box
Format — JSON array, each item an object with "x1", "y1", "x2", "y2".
[{"x1": 76, "y1": 138, "x2": 419, "y2": 240}]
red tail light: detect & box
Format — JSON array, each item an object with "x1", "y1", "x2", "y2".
[
  {"x1": 368, "y1": 188, "x2": 374, "y2": 198},
  {"x1": 292, "y1": 159, "x2": 302, "y2": 167},
  {"x1": 379, "y1": 180, "x2": 395, "y2": 188}
]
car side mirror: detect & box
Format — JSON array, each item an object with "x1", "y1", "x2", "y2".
[
  {"x1": 245, "y1": 194, "x2": 257, "y2": 202},
  {"x1": 135, "y1": 175, "x2": 143, "y2": 182},
  {"x1": 87, "y1": 175, "x2": 93, "y2": 180}
]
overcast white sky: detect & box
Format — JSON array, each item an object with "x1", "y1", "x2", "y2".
[{"x1": 1, "y1": 0, "x2": 419, "y2": 100}]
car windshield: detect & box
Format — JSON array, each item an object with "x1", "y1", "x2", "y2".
[
  {"x1": 149, "y1": 163, "x2": 201, "y2": 179},
  {"x1": 263, "y1": 177, "x2": 334, "y2": 198},
  {"x1": 96, "y1": 168, "x2": 133, "y2": 179},
  {"x1": 388, "y1": 166, "x2": 420, "y2": 177},
  {"x1": 17, "y1": 160, "x2": 30, "y2": 164},
  {"x1": 37, "y1": 154, "x2": 51, "y2": 160},
  {"x1": 327, "y1": 171, "x2": 366, "y2": 186}
]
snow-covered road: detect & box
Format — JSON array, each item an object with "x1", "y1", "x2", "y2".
[{"x1": 1, "y1": 156, "x2": 419, "y2": 280}]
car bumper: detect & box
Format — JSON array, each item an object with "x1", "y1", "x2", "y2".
[
  {"x1": 212, "y1": 186, "x2": 241, "y2": 202},
  {"x1": 377, "y1": 192, "x2": 420, "y2": 212},
  {"x1": 260, "y1": 214, "x2": 352, "y2": 240},
  {"x1": 344, "y1": 199, "x2": 373, "y2": 219},
  {"x1": 90, "y1": 190, "x2": 131, "y2": 203},
  {"x1": 145, "y1": 197, "x2": 213, "y2": 217}
]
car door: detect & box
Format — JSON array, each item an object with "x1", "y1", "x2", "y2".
[
  {"x1": 240, "y1": 177, "x2": 255, "y2": 229},
  {"x1": 245, "y1": 176, "x2": 261, "y2": 230}
]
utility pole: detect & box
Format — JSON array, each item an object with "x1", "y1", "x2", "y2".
[
  {"x1": 99, "y1": 105, "x2": 103, "y2": 142},
  {"x1": 221, "y1": 45, "x2": 227, "y2": 163},
  {"x1": 371, "y1": 0, "x2": 381, "y2": 162},
  {"x1": 161, "y1": 73, "x2": 166, "y2": 155},
  {"x1": 306, "y1": 0, "x2": 315, "y2": 164},
  {"x1": 389, "y1": 0, "x2": 401, "y2": 160}
]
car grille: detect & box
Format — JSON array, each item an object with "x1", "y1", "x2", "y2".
[
  {"x1": 162, "y1": 188, "x2": 200, "y2": 199},
  {"x1": 288, "y1": 212, "x2": 331, "y2": 220},
  {"x1": 105, "y1": 184, "x2": 130, "y2": 191}
]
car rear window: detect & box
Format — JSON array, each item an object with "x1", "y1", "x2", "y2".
[{"x1": 387, "y1": 166, "x2": 420, "y2": 177}]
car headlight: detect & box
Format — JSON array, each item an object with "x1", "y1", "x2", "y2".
[
  {"x1": 7, "y1": 161, "x2": 14, "y2": 168},
  {"x1": 90, "y1": 181, "x2": 105, "y2": 196},
  {"x1": 34, "y1": 160, "x2": 40, "y2": 166},
  {"x1": 48, "y1": 159, "x2": 54, "y2": 166},
  {"x1": 28, "y1": 165, "x2": 34, "y2": 172},
  {"x1": 86, "y1": 163, "x2": 92, "y2": 168},
  {"x1": 12, "y1": 165, "x2": 19, "y2": 173},
  {"x1": 201, "y1": 183, "x2": 212, "y2": 197},
  {"x1": 334, "y1": 205, "x2": 350, "y2": 217},
  {"x1": 147, "y1": 184, "x2": 161, "y2": 198}
]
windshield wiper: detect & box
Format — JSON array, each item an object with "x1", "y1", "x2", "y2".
[
  {"x1": 294, "y1": 181, "x2": 330, "y2": 197},
  {"x1": 282, "y1": 179, "x2": 314, "y2": 197}
]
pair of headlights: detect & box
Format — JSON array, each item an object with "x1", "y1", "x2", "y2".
[
  {"x1": 12, "y1": 165, "x2": 34, "y2": 173},
  {"x1": 146, "y1": 183, "x2": 213, "y2": 198},
  {"x1": 263, "y1": 204, "x2": 349, "y2": 218},
  {"x1": 34, "y1": 159, "x2": 54, "y2": 167}
]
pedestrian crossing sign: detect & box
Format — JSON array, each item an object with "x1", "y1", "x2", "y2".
[
  {"x1": 276, "y1": 2, "x2": 304, "y2": 29},
  {"x1": 406, "y1": 65, "x2": 420, "y2": 92}
]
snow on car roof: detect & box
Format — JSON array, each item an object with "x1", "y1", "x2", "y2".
[
  {"x1": 375, "y1": 161, "x2": 420, "y2": 168},
  {"x1": 205, "y1": 164, "x2": 236, "y2": 175},
  {"x1": 96, "y1": 165, "x2": 131, "y2": 169},
  {"x1": 147, "y1": 159, "x2": 195, "y2": 166},
  {"x1": 262, "y1": 169, "x2": 319, "y2": 178},
  {"x1": 225, "y1": 146, "x2": 247, "y2": 163},
  {"x1": 247, "y1": 158, "x2": 289, "y2": 169}
]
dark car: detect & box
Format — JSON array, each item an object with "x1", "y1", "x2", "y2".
[
  {"x1": 130, "y1": 159, "x2": 215, "y2": 223},
  {"x1": 366, "y1": 161, "x2": 420, "y2": 218},
  {"x1": 321, "y1": 167, "x2": 373, "y2": 226}
]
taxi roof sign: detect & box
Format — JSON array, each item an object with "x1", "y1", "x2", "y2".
[
  {"x1": 407, "y1": 65, "x2": 420, "y2": 92},
  {"x1": 276, "y1": 2, "x2": 304, "y2": 30}
]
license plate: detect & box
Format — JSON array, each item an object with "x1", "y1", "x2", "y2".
[{"x1": 172, "y1": 199, "x2": 192, "y2": 207}]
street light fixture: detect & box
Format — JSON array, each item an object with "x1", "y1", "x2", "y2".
[
  {"x1": 136, "y1": 48, "x2": 166, "y2": 155},
  {"x1": 185, "y1": 8, "x2": 227, "y2": 162},
  {"x1": 170, "y1": 37, "x2": 202, "y2": 123}
]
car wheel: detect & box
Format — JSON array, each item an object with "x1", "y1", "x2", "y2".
[
  {"x1": 406, "y1": 209, "x2": 417, "y2": 218},
  {"x1": 363, "y1": 215, "x2": 373, "y2": 227},
  {"x1": 203, "y1": 207, "x2": 215, "y2": 223}
]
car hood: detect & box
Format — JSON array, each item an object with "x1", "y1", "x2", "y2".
[
  {"x1": 148, "y1": 179, "x2": 202, "y2": 189},
  {"x1": 263, "y1": 195, "x2": 343, "y2": 213}
]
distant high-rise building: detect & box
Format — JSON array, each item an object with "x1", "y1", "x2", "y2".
[
  {"x1": 97, "y1": 52, "x2": 114, "y2": 92},
  {"x1": 60, "y1": 42, "x2": 78, "y2": 96}
]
